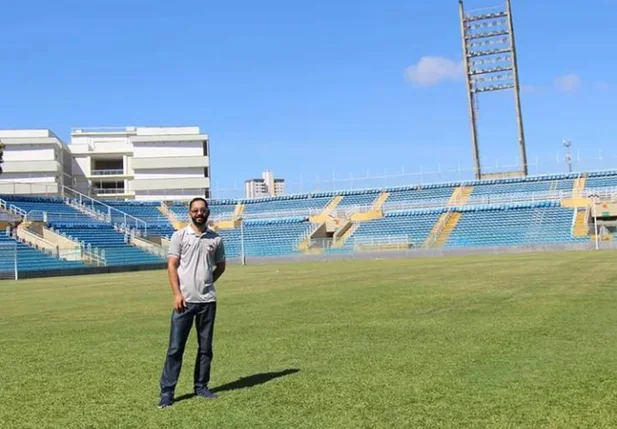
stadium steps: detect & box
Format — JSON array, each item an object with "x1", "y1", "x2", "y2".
[
  {"x1": 573, "y1": 174, "x2": 587, "y2": 197},
  {"x1": 425, "y1": 212, "x2": 462, "y2": 248},
  {"x1": 332, "y1": 221, "x2": 360, "y2": 248},
  {"x1": 370, "y1": 192, "x2": 390, "y2": 211},
  {"x1": 234, "y1": 203, "x2": 245, "y2": 218},
  {"x1": 14, "y1": 223, "x2": 100, "y2": 265},
  {"x1": 67, "y1": 199, "x2": 110, "y2": 224},
  {"x1": 561, "y1": 174, "x2": 589, "y2": 208},
  {"x1": 0, "y1": 199, "x2": 22, "y2": 224},
  {"x1": 589, "y1": 233, "x2": 613, "y2": 242},
  {"x1": 572, "y1": 207, "x2": 589, "y2": 237},
  {"x1": 448, "y1": 186, "x2": 473, "y2": 206},
  {"x1": 350, "y1": 209, "x2": 383, "y2": 222},
  {"x1": 309, "y1": 196, "x2": 343, "y2": 223},
  {"x1": 296, "y1": 223, "x2": 322, "y2": 251},
  {"x1": 130, "y1": 235, "x2": 167, "y2": 259},
  {"x1": 30, "y1": 223, "x2": 106, "y2": 265},
  {"x1": 159, "y1": 202, "x2": 185, "y2": 230},
  {"x1": 214, "y1": 203, "x2": 245, "y2": 230}
]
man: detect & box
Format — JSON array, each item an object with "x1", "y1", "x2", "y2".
[{"x1": 158, "y1": 197, "x2": 226, "y2": 408}]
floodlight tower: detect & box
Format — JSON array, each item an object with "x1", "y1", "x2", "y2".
[
  {"x1": 563, "y1": 139, "x2": 573, "y2": 173},
  {"x1": 458, "y1": 0, "x2": 528, "y2": 180}
]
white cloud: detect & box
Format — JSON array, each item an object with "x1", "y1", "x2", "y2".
[
  {"x1": 554, "y1": 73, "x2": 582, "y2": 92},
  {"x1": 404, "y1": 56, "x2": 464, "y2": 87}
]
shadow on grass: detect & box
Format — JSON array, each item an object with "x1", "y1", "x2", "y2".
[{"x1": 175, "y1": 368, "x2": 300, "y2": 402}]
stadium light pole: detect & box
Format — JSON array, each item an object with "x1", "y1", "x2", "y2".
[
  {"x1": 458, "y1": 0, "x2": 528, "y2": 180},
  {"x1": 563, "y1": 139, "x2": 573, "y2": 173},
  {"x1": 591, "y1": 196, "x2": 599, "y2": 250}
]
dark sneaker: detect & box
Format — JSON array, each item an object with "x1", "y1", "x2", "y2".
[
  {"x1": 194, "y1": 388, "x2": 218, "y2": 399},
  {"x1": 158, "y1": 395, "x2": 174, "y2": 408}
]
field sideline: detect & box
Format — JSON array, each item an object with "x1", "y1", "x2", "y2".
[{"x1": 2, "y1": 251, "x2": 617, "y2": 428}]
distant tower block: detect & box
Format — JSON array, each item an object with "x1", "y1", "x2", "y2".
[{"x1": 458, "y1": 0, "x2": 528, "y2": 180}]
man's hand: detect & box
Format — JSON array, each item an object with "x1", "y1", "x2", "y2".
[{"x1": 173, "y1": 294, "x2": 186, "y2": 313}]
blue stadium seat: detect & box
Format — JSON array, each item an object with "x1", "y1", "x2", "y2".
[
  {"x1": 0, "y1": 232, "x2": 86, "y2": 273},
  {"x1": 215, "y1": 216, "x2": 312, "y2": 258},
  {"x1": 1, "y1": 195, "x2": 106, "y2": 224},
  {"x1": 49, "y1": 223, "x2": 165, "y2": 266},
  {"x1": 445, "y1": 202, "x2": 588, "y2": 248}
]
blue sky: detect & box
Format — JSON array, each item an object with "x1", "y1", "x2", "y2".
[{"x1": 1, "y1": 0, "x2": 616, "y2": 197}]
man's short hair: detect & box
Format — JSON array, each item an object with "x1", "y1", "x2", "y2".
[{"x1": 189, "y1": 197, "x2": 209, "y2": 210}]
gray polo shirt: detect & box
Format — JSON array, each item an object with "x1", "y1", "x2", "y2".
[{"x1": 168, "y1": 225, "x2": 226, "y2": 303}]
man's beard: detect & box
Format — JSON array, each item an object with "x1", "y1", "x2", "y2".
[{"x1": 191, "y1": 215, "x2": 207, "y2": 226}]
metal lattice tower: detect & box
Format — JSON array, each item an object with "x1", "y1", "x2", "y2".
[{"x1": 459, "y1": 0, "x2": 528, "y2": 180}]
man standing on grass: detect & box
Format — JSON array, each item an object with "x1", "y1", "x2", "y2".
[{"x1": 158, "y1": 197, "x2": 226, "y2": 408}]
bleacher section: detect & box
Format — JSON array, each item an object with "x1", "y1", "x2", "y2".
[
  {"x1": 103, "y1": 201, "x2": 175, "y2": 237},
  {"x1": 2, "y1": 195, "x2": 103, "y2": 224},
  {"x1": 445, "y1": 201, "x2": 588, "y2": 248},
  {"x1": 242, "y1": 196, "x2": 331, "y2": 216},
  {"x1": 586, "y1": 174, "x2": 617, "y2": 190},
  {"x1": 0, "y1": 232, "x2": 86, "y2": 274},
  {"x1": 168, "y1": 200, "x2": 237, "y2": 221},
  {"x1": 351, "y1": 211, "x2": 442, "y2": 248},
  {"x1": 2, "y1": 169, "x2": 617, "y2": 278},
  {"x1": 385, "y1": 185, "x2": 455, "y2": 205},
  {"x1": 49, "y1": 223, "x2": 164, "y2": 266},
  {"x1": 216, "y1": 216, "x2": 313, "y2": 258},
  {"x1": 469, "y1": 177, "x2": 574, "y2": 196}
]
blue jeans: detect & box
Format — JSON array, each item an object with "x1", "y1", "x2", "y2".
[{"x1": 159, "y1": 302, "x2": 217, "y2": 397}]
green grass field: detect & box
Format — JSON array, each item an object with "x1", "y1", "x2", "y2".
[{"x1": 2, "y1": 251, "x2": 617, "y2": 428}]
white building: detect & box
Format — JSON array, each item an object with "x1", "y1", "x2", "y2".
[
  {"x1": 245, "y1": 170, "x2": 285, "y2": 198},
  {"x1": 0, "y1": 129, "x2": 71, "y2": 195},
  {"x1": 69, "y1": 126, "x2": 211, "y2": 201}
]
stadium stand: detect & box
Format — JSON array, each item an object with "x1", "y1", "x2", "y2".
[
  {"x1": 351, "y1": 210, "x2": 441, "y2": 249},
  {"x1": 1, "y1": 195, "x2": 104, "y2": 224},
  {"x1": 48, "y1": 223, "x2": 164, "y2": 266},
  {"x1": 1, "y1": 169, "x2": 617, "y2": 278},
  {"x1": 0, "y1": 230, "x2": 86, "y2": 274},
  {"x1": 217, "y1": 216, "x2": 313, "y2": 258},
  {"x1": 444, "y1": 201, "x2": 589, "y2": 248}
]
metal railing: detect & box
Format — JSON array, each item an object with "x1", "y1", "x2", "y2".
[
  {"x1": 62, "y1": 186, "x2": 148, "y2": 236},
  {"x1": 352, "y1": 234, "x2": 415, "y2": 247},
  {"x1": 93, "y1": 188, "x2": 127, "y2": 194},
  {"x1": 46, "y1": 225, "x2": 106, "y2": 266},
  {"x1": 72, "y1": 127, "x2": 136, "y2": 134},
  {"x1": 90, "y1": 169, "x2": 125, "y2": 176}
]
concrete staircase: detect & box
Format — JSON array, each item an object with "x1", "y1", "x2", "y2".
[
  {"x1": 332, "y1": 221, "x2": 360, "y2": 248},
  {"x1": 159, "y1": 202, "x2": 185, "y2": 230},
  {"x1": 424, "y1": 212, "x2": 462, "y2": 248},
  {"x1": 213, "y1": 203, "x2": 245, "y2": 230},
  {"x1": 448, "y1": 186, "x2": 473, "y2": 206},
  {"x1": 572, "y1": 207, "x2": 589, "y2": 237},
  {"x1": 562, "y1": 174, "x2": 588, "y2": 208},
  {"x1": 350, "y1": 192, "x2": 389, "y2": 222},
  {"x1": 310, "y1": 196, "x2": 343, "y2": 223}
]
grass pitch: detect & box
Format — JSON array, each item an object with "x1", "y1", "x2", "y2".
[{"x1": 2, "y1": 251, "x2": 617, "y2": 428}]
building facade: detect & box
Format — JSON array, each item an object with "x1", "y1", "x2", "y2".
[
  {"x1": 0, "y1": 126, "x2": 211, "y2": 201},
  {"x1": 245, "y1": 170, "x2": 285, "y2": 198},
  {"x1": 0, "y1": 129, "x2": 71, "y2": 195}
]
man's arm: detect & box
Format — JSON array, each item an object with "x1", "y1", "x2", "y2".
[
  {"x1": 213, "y1": 260, "x2": 226, "y2": 283},
  {"x1": 168, "y1": 256, "x2": 186, "y2": 312},
  {"x1": 167, "y1": 232, "x2": 185, "y2": 312},
  {"x1": 212, "y1": 239, "x2": 226, "y2": 283}
]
